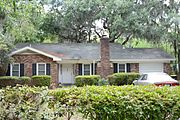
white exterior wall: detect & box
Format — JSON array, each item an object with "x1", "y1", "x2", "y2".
[{"x1": 139, "y1": 62, "x2": 163, "y2": 73}]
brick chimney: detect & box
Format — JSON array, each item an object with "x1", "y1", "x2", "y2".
[{"x1": 97, "y1": 35, "x2": 113, "y2": 79}]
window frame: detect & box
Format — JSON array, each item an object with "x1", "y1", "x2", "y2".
[
  {"x1": 10, "y1": 63, "x2": 20, "y2": 77},
  {"x1": 82, "y1": 63, "x2": 91, "y2": 75},
  {"x1": 36, "y1": 63, "x2": 46, "y2": 75},
  {"x1": 118, "y1": 63, "x2": 127, "y2": 73}
]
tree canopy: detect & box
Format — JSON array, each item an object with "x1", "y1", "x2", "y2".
[
  {"x1": 0, "y1": 0, "x2": 179, "y2": 44},
  {"x1": 0, "y1": 0, "x2": 47, "y2": 43},
  {"x1": 41, "y1": 0, "x2": 180, "y2": 44}
]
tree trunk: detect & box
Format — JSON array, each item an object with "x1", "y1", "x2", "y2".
[
  {"x1": 176, "y1": 23, "x2": 180, "y2": 79},
  {"x1": 0, "y1": 64, "x2": 8, "y2": 76},
  {"x1": 177, "y1": 47, "x2": 180, "y2": 80},
  {"x1": 173, "y1": 40, "x2": 177, "y2": 74}
]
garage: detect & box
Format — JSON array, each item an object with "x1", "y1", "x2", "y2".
[{"x1": 139, "y1": 63, "x2": 163, "y2": 73}]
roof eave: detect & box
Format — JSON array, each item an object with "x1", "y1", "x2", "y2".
[
  {"x1": 10, "y1": 46, "x2": 62, "y2": 61},
  {"x1": 110, "y1": 58, "x2": 175, "y2": 62}
]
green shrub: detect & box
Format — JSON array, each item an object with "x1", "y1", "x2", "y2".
[
  {"x1": 1, "y1": 85, "x2": 180, "y2": 120},
  {"x1": 0, "y1": 76, "x2": 19, "y2": 80},
  {"x1": 0, "y1": 86, "x2": 59, "y2": 119},
  {"x1": 75, "y1": 75, "x2": 100, "y2": 87},
  {"x1": 0, "y1": 76, "x2": 31, "y2": 87},
  {"x1": 98, "y1": 79, "x2": 109, "y2": 86},
  {"x1": 108, "y1": 73, "x2": 140, "y2": 85},
  {"x1": 18, "y1": 76, "x2": 31, "y2": 81},
  {"x1": 32, "y1": 75, "x2": 51, "y2": 87},
  {"x1": 51, "y1": 86, "x2": 180, "y2": 120}
]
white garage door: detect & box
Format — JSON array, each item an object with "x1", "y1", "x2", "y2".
[{"x1": 139, "y1": 63, "x2": 163, "y2": 73}]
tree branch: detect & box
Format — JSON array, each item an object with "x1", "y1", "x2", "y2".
[
  {"x1": 109, "y1": 31, "x2": 123, "y2": 43},
  {"x1": 103, "y1": 18, "x2": 108, "y2": 29},
  {"x1": 94, "y1": 29, "x2": 101, "y2": 38},
  {"x1": 122, "y1": 34, "x2": 133, "y2": 45}
]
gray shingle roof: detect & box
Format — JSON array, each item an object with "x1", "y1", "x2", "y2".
[{"x1": 13, "y1": 43, "x2": 174, "y2": 60}]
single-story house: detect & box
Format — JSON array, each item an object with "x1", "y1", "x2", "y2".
[{"x1": 7, "y1": 36, "x2": 174, "y2": 88}]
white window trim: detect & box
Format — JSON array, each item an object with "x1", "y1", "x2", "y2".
[
  {"x1": 36, "y1": 63, "x2": 46, "y2": 75},
  {"x1": 10, "y1": 63, "x2": 20, "y2": 77},
  {"x1": 82, "y1": 63, "x2": 92, "y2": 75},
  {"x1": 118, "y1": 63, "x2": 127, "y2": 73}
]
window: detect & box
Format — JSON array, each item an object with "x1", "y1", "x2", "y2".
[
  {"x1": 11, "y1": 64, "x2": 20, "y2": 76},
  {"x1": 83, "y1": 64, "x2": 91, "y2": 75},
  {"x1": 118, "y1": 64, "x2": 126, "y2": 72},
  {"x1": 37, "y1": 63, "x2": 46, "y2": 75}
]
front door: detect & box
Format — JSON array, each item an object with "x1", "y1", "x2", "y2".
[{"x1": 60, "y1": 64, "x2": 74, "y2": 84}]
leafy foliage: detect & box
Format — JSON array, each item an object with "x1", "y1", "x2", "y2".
[
  {"x1": 1, "y1": 85, "x2": 180, "y2": 120},
  {"x1": 97, "y1": 79, "x2": 109, "y2": 86},
  {"x1": 0, "y1": 86, "x2": 58, "y2": 120},
  {"x1": 0, "y1": 76, "x2": 31, "y2": 88},
  {"x1": 32, "y1": 75, "x2": 51, "y2": 87},
  {"x1": 42, "y1": 0, "x2": 180, "y2": 44},
  {"x1": 0, "y1": 0, "x2": 46, "y2": 43},
  {"x1": 0, "y1": 76, "x2": 51, "y2": 88},
  {"x1": 108, "y1": 73, "x2": 140, "y2": 85},
  {"x1": 51, "y1": 85, "x2": 180, "y2": 120},
  {"x1": 0, "y1": 34, "x2": 14, "y2": 76},
  {"x1": 0, "y1": 76, "x2": 30, "y2": 81},
  {"x1": 75, "y1": 75, "x2": 100, "y2": 87}
]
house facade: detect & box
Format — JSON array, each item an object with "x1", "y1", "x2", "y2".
[{"x1": 7, "y1": 36, "x2": 174, "y2": 88}]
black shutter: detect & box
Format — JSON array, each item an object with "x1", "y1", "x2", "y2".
[
  {"x1": 20, "y1": 64, "x2": 24, "y2": 76},
  {"x1": 32, "y1": 63, "x2": 36, "y2": 76},
  {"x1": 95, "y1": 63, "x2": 97, "y2": 75},
  {"x1": 78, "y1": 64, "x2": 82, "y2": 75},
  {"x1": 6, "y1": 64, "x2": 10, "y2": 76},
  {"x1": 46, "y1": 63, "x2": 51, "y2": 75},
  {"x1": 127, "y1": 63, "x2": 131, "y2": 73},
  {"x1": 91, "y1": 63, "x2": 94, "y2": 75},
  {"x1": 113, "y1": 63, "x2": 118, "y2": 73}
]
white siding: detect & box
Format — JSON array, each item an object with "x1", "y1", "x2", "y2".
[{"x1": 139, "y1": 63, "x2": 163, "y2": 73}]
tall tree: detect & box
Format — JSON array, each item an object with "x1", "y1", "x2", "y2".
[
  {"x1": 0, "y1": 33, "x2": 14, "y2": 76},
  {"x1": 41, "y1": 0, "x2": 179, "y2": 44},
  {"x1": 0, "y1": 0, "x2": 46, "y2": 43}
]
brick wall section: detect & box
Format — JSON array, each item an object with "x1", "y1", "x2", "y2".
[
  {"x1": 50, "y1": 63, "x2": 58, "y2": 89},
  {"x1": 12, "y1": 54, "x2": 58, "y2": 88},
  {"x1": 97, "y1": 37, "x2": 113, "y2": 78},
  {"x1": 163, "y1": 63, "x2": 172, "y2": 74},
  {"x1": 130, "y1": 63, "x2": 139, "y2": 73}
]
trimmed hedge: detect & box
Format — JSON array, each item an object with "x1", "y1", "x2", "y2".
[
  {"x1": 0, "y1": 76, "x2": 31, "y2": 87},
  {"x1": 108, "y1": 73, "x2": 140, "y2": 85},
  {"x1": 51, "y1": 86, "x2": 180, "y2": 120},
  {"x1": 75, "y1": 75, "x2": 101, "y2": 87},
  {"x1": 0, "y1": 76, "x2": 20, "y2": 80},
  {"x1": 0, "y1": 76, "x2": 51, "y2": 87},
  {"x1": 31, "y1": 75, "x2": 51, "y2": 87}
]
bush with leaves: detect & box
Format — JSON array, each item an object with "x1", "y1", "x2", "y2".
[
  {"x1": 0, "y1": 86, "x2": 61, "y2": 120},
  {"x1": 32, "y1": 75, "x2": 51, "y2": 87},
  {"x1": 75, "y1": 75, "x2": 100, "y2": 87},
  {"x1": 108, "y1": 73, "x2": 140, "y2": 85},
  {"x1": 51, "y1": 86, "x2": 180, "y2": 120},
  {"x1": 0, "y1": 76, "x2": 31, "y2": 88}
]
